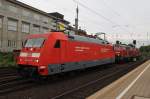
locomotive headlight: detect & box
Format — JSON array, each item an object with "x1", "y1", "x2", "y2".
[
  {"x1": 32, "y1": 53, "x2": 40, "y2": 57},
  {"x1": 39, "y1": 66, "x2": 46, "y2": 69},
  {"x1": 35, "y1": 59, "x2": 39, "y2": 63},
  {"x1": 20, "y1": 52, "x2": 28, "y2": 57},
  {"x1": 33, "y1": 59, "x2": 39, "y2": 63}
]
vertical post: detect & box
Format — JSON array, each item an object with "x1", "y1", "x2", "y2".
[
  {"x1": 75, "y1": 6, "x2": 79, "y2": 34},
  {"x1": 104, "y1": 33, "x2": 106, "y2": 40}
]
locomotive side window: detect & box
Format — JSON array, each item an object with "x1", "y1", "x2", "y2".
[{"x1": 54, "y1": 40, "x2": 61, "y2": 48}]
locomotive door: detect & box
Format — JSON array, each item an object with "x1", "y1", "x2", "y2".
[
  {"x1": 60, "y1": 40, "x2": 67, "y2": 71},
  {"x1": 60, "y1": 40, "x2": 66, "y2": 62}
]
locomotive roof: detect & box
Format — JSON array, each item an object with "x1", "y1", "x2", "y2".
[
  {"x1": 114, "y1": 44, "x2": 136, "y2": 49},
  {"x1": 26, "y1": 33, "x2": 50, "y2": 39},
  {"x1": 25, "y1": 32, "x2": 110, "y2": 45},
  {"x1": 68, "y1": 34, "x2": 110, "y2": 45}
]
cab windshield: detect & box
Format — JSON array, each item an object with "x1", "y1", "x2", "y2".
[{"x1": 25, "y1": 38, "x2": 45, "y2": 48}]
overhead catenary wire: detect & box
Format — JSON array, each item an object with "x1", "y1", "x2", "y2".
[
  {"x1": 73, "y1": 0, "x2": 150, "y2": 46},
  {"x1": 82, "y1": 0, "x2": 121, "y2": 17},
  {"x1": 72, "y1": 0, "x2": 131, "y2": 33},
  {"x1": 102, "y1": 0, "x2": 121, "y2": 17},
  {"x1": 79, "y1": 0, "x2": 130, "y2": 29},
  {"x1": 73, "y1": 0, "x2": 115, "y2": 25}
]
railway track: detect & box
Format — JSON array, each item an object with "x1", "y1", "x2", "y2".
[
  {"x1": 0, "y1": 75, "x2": 19, "y2": 84},
  {"x1": 0, "y1": 60, "x2": 146, "y2": 99},
  {"x1": 0, "y1": 77, "x2": 34, "y2": 94},
  {"x1": 0, "y1": 67, "x2": 36, "y2": 95},
  {"x1": 51, "y1": 60, "x2": 145, "y2": 99},
  {"x1": 0, "y1": 67, "x2": 17, "y2": 77}
]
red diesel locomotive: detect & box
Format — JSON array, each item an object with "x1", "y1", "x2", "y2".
[
  {"x1": 17, "y1": 32, "x2": 115, "y2": 77},
  {"x1": 114, "y1": 43, "x2": 140, "y2": 62}
]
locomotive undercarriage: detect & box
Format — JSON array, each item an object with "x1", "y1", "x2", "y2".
[
  {"x1": 115, "y1": 55, "x2": 139, "y2": 63},
  {"x1": 17, "y1": 65, "x2": 39, "y2": 78}
]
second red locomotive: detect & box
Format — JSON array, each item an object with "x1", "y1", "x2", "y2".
[{"x1": 114, "y1": 41, "x2": 140, "y2": 63}]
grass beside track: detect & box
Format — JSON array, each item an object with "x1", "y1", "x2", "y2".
[{"x1": 0, "y1": 52, "x2": 16, "y2": 67}]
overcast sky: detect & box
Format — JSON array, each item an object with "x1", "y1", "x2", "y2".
[{"x1": 19, "y1": 0, "x2": 150, "y2": 47}]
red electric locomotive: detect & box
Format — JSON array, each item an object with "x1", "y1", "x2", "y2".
[{"x1": 17, "y1": 32, "x2": 115, "y2": 77}]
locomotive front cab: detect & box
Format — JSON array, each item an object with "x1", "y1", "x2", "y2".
[
  {"x1": 17, "y1": 32, "x2": 68, "y2": 77},
  {"x1": 17, "y1": 34, "x2": 49, "y2": 77}
]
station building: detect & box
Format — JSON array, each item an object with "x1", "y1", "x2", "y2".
[{"x1": 0, "y1": 0, "x2": 69, "y2": 52}]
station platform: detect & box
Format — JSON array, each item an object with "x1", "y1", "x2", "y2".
[{"x1": 87, "y1": 60, "x2": 150, "y2": 99}]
